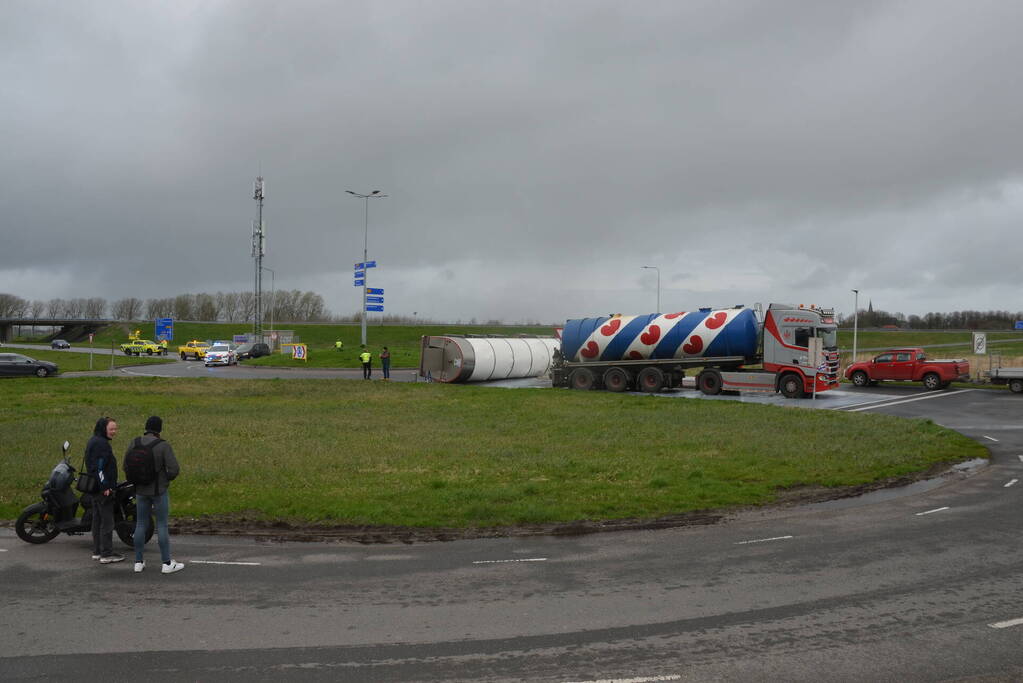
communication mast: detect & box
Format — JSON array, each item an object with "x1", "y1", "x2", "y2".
[{"x1": 252, "y1": 176, "x2": 266, "y2": 339}]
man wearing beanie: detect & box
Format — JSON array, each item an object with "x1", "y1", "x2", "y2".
[{"x1": 127, "y1": 415, "x2": 184, "y2": 574}]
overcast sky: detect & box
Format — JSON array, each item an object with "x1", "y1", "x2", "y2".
[{"x1": 3, "y1": 0, "x2": 1022, "y2": 324}]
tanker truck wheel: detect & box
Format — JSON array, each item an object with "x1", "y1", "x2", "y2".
[
  {"x1": 569, "y1": 368, "x2": 596, "y2": 391},
  {"x1": 779, "y1": 373, "x2": 805, "y2": 399},
  {"x1": 1009, "y1": 379, "x2": 1023, "y2": 393},
  {"x1": 698, "y1": 370, "x2": 722, "y2": 395},
  {"x1": 602, "y1": 367, "x2": 631, "y2": 392},
  {"x1": 637, "y1": 367, "x2": 665, "y2": 393}
]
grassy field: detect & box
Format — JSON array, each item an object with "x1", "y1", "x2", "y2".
[
  {"x1": 5, "y1": 348, "x2": 175, "y2": 373},
  {"x1": 0, "y1": 378, "x2": 986, "y2": 526}
]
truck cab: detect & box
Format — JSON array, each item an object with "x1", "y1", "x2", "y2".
[{"x1": 761, "y1": 304, "x2": 841, "y2": 397}]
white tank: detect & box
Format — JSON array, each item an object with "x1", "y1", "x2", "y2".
[{"x1": 419, "y1": 335, "x2": 560, "y2": 383}]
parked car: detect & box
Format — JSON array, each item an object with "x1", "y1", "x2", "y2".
[
  {"x1": 204, "y1": 344, "x2": 237, "y2": 367},
  {"x1": 844, "y1": 348, "x2": 970, "y2": 390},
  {"x1": 235, "y1": 342, "x2": 270, "y2": 360},
  {"x1": 50, "y1": 339, "x2": 71, "y2": 349},
  {"x1": 0, "y1": 353, "x2": 58, "y2": 377}
]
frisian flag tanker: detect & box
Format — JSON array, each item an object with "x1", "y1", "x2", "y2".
[
  {"x1": 552, "y1": 303, "x2": 841, "y2": 398},
  {"x1": 561, "y1": 308, "x2": 759, "y2": 363}
]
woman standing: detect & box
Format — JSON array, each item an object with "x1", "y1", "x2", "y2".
[{"x1": 86, "y1": 417, "x2": 123, "y2": 563}]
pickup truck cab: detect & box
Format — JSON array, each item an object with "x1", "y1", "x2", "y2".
[
  {"x1": 178, "y1": 340, "x2": 210, "y2": 360},
  {"x1": 845, "y1": 348, "x2": 970, "y2": 390}
]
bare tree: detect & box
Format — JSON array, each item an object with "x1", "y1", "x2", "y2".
[
  {"x1": 0, "y1": 293, "x2": 28, "y2": 318},
  {"x1": 195, "y1": 293, "x2": 217, "y2": 321},
  {"x1": 30, "y1": 300, "x2": 45, "y2": 318},
  {"x1": 64, "y1": 298, "x2": 85, "y2": 318},
  {"x1": 84, "y1": 297, "x2": 107, "y2": 319},
  {"x1": 238, "y1": 291, "x2": 255, "y2": 323},
  {"x1": 219, "y1": 291, "x2": 240, "y2": 322},
  {"x1": 173, "y1": 294, "x2": 194, "y2": 321},
  {"x1": 47, "y1": 298, "x2": 64, "y2": 318}
]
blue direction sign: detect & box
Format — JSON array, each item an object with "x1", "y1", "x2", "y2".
[
  {"x1": 365, "y1": 304, "x2": 384, "y2": 312},
  {"x1": 366, "y1": 296, "x2": 384, "y2": 303},
  {"x1": 354, "y1": 279, "x2": 365, "y2": 287},
  {"x1": 367, "y1": 287, "x2": 384, "y2": 295},
  {"x1": 353, "y1": 261, "x2": 377, "y2": 270},
  {"x1": 155, "y1": 318, "x2": 174, "y2": 341},
  {"x1": 364, "y1": 260, "x2": 376, "y2": 268},
  {"x1": 353, "y1": 262, "x2": 363, "y2": 270},
  {"x1": 354, "y1": 270, "x2": 365, "y2": 278},
  {"x1": 1016, "y1": 321, "x2": 1023, "y2": 330}
]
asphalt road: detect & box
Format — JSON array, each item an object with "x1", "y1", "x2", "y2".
[{"x1": 2, "y1": 386, "x2": 1021, "y2": 681}]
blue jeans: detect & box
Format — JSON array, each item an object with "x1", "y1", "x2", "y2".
[{"x1": 134, "y1": 491, "x2": 171, "y2": 564}]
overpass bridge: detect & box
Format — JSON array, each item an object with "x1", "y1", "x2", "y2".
[{"x1": 0, "y1": 318, "x2": 115, "y2": 343}]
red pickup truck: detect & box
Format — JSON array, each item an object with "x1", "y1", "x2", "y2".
[{"x1": 845, "y1": 348, "x2": 970, "y2": 390}]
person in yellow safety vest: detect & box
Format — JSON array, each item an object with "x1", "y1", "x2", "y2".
[
  {"x1": 335, "y1": 339, "x2": 343, "y2": 352},
  {"x1": 359, "y1": 348, "x2": 372, "y2": 379},
  {"x1": 160, "y1": 339, "x2": 168, "y2": 355}
]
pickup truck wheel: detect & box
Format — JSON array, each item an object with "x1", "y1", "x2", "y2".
[
  {"x1": 922, "y1": 372, "x2": 942, "y2": 390},
  {"x1": 698, "y1": 370, "x2": 722, "y2": 396},
  {"x1": 1009, "y1": 379, "x2": 1023, "y2": 394},
  {"x1": 146, "y1": 350, "x2": 153, "y2": 355},
  {"x1": 637, "y1": 367, "x2": 665, "y2": 393},
  {"x1": 779, "y1": 373, "x2": 805, "y2": 399},
  {"x1": 851, "y1": 371, "x2": 870, "y2": 387},
  {"x1": 569, "y1": 368, "x2": 596, "y2": 391},
  {"x1": 180, "y1": 352, "x2": 186, "y2": 360},
  {"x1": 602, "y1": 367, "x2": 630, "y2": 392}
]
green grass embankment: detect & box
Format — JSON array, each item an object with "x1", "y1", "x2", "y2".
[
  {"x1": 5, "y1": 348, "x2": 174, "y2": 372},
  {"x1": 0, "y1": 378, "x2": 986, "y2": 526}
]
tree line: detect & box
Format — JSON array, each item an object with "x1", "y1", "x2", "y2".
[
  {"x1": 839, "y1": 308, "x2": 1023, "y2": 330},
  {"x1": 0, "y1": 291, "x2": 329, "y2": 323}
]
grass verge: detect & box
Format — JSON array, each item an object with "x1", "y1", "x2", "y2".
[
  {"x1": 0, "y1": 378, "x2": 986, "y2": 526},
  {"x1": 4, "y1": 348, "x2": 174, "y2": 373}
]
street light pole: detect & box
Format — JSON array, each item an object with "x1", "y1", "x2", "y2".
[
  {"x1": 851, "y1": 289, "x2": 859, "y2": 365},
  {"x1": 641, "y1": 266, "x2": 660, "y2": 312},
  {"x1": 346, "y1": 189, "x2": 388, "y2": 346}
]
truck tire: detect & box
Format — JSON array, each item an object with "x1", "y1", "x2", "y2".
[
  {"x1": 922, "y1": 372, "x2": 942, "y2": 391},
  {"x1": 851, "y1": 371, "x2": 870, "y2": 387},
  {"x1": 569, "y1": 368, "x2": 596, "y2": 391},
  {"x1": 637, "y1": 367, "x2": 665, "y2": 393},
  {"x1": 180, "y1": 352, "x2": 186, "y2": 360},
  {"x1": 1009, "y1": 379, "x2": 1022, "y2": 394},
  {"x1": 698, "y1": 370, "x2": 722, "y2": 396},
  {"x1": 779, "y1": 373, "x2": 805, "y2": 399},
  {"x1": 602, "y1": 367, "x2": 630, "y2": 392}
]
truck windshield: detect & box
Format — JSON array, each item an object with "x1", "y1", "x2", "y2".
[{"x1": 816, "y1": 328, "x2": 837, "y2": 349}]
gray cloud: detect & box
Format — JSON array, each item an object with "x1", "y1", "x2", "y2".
[{"x1": 3, "y1": 0, "x2": 1022, "y2": 323}]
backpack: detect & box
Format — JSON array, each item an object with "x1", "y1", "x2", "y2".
[{"x1": 124, "y1": 437, "x2": 163, "y2": 486}]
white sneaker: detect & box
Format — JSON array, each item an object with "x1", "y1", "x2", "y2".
[
  {"x1": 92, "y1": 554, "x2": 101, "y2": 560},
  {"x1": 162, "y1": 560, "x2": 185, "y2": 574},
  {"x1": 134, "y1": 562, "x2": 145, "y2": 573}
]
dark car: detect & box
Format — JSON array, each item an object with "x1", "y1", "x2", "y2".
[
  {"x1": 51, "y1": 339, "x2": 71, "y2": 349},
  {"x1": 0, "y1": 353, "x2": 58, "y2": 377},
  {"x1": 235, "y1": 342, "x2": 270, "y2": 360}
]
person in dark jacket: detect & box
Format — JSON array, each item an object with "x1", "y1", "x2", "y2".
[
  {"x1": 130, "y1": 416, "x2": 184, "y2": 574},
  {"x1": 85, "y1": 416, "x2": 123, "y2": 563}
]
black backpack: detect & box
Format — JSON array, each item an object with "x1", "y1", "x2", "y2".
[{"x1": 124, "y1": 437, "x2": 162, "y2": 486}]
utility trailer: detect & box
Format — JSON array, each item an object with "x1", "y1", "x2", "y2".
[{"x1": 985, "y1": 367, "x2": 1023, "y2": 393}]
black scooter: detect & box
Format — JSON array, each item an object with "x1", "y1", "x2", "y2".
[{"x1": 16, "y1": 440, "x2": 154, "y2": 547}]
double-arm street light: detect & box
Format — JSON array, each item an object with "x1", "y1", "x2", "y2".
[
  {"x1": 346, "y1": 189, "x2": 388, "y2": 346},
  {"x1": 641, "y1": 266, "x2": 660, "y2": 313}
]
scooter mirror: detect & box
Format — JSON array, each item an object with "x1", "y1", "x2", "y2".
[{"x1": 62, "y1": 440, "x2": 70, "y2": 453}]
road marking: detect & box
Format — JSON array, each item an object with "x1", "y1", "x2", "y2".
[
  {"x1": 915, "y1": 507, "x2": 950, "y2": 516},
  {"x1": 735, "y1": 535, "x2": 793, "y2": 545},
  {"x1": 190, "y1": 560, "x2": 261, "y2": 566},
  {"x1": 989, "y1": 617, "x2": 1023, "y2": 629},
  {"x1": 1005, "y1": 479, "x2": 1018, "y2": 488},
  {"x1": 984, "y1": 435, "x2": 999, "y2": 442},
  {"x1": 844, "y1": 389, "x2": 973, "y2": 412},
  {"x1": 564, "y1": 676, "x2": 682, "y2": 683},
  {"x1": 473, "y1": 557, "x2": 547, "y2": 565},
  {"x1": 0, "y1": 548, "x2": 8, "y2": 552}
]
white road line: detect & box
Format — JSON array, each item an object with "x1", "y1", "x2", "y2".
[
  {"x1": 915, "y1": 507, "x2": 950, "y2": 516},
  {"x1": 735, "y1": 535, "x2": 793, "y2": 545},
  {"x1": 472, "y1": 558, "x2": 547, "y2": 565},
  {"x1": 0, "y1": 548, "x2": 8, "y2": 552},
  {"x1": 564, "y1": 676, "x2": 682, "y2": 683},
  {"x1": 844, "y1": 389, "x2": 974, "y2": 412},
  {"x1": 989, "y1": 617, "x2": 1023, "y2": 629},
  {"x1": 1005, "y1": 479, "x2": 1018, "y2": 488},
  {"x1": 984, "y1": 435, "x2": 999, "y2": 442},
  {"x1": 190, "y1": 560, "x2": 261, "y2": 566},
  {"x1": 1019, "y1": 455, "x2": 1023, "y2": 463}
]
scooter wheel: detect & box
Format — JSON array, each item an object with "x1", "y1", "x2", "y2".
[{"x1": 16, "y1": 503, "x2": 60, "y2": 544}]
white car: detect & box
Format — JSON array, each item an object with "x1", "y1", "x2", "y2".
[{"x1": 204, "y1": 344, "x2": 237, "y2": 367}]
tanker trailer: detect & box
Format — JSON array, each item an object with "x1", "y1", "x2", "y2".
[
  {"x1": 551, "y1": 303, "x2": 840, "y2": 398},
  {"x1": 419, "y1": 335, "x2": 560, "y2": 383}
]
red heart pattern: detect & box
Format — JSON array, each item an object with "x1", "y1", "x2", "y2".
[
  {"x1": 705, "y1": 312, "x2": 727, "y2": 329},
  {"x1": 640, "y1": 325, "x2": 661, "y2": 345},
  {"x1": 682, "y1": 335, "x2": 703, "y2": 354},
  {"x1": 628, "y1": 351, "x2": 643, "y2": 359},
  {"x1": 664, "y1": 312, "x2": 686, "y2": 319},
  {"x1": 600, "y1": 319, "x2": 621, "y2": 336},
  {"x1": 580, "y1": 341, "x2": 600, "y2": 359}
]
